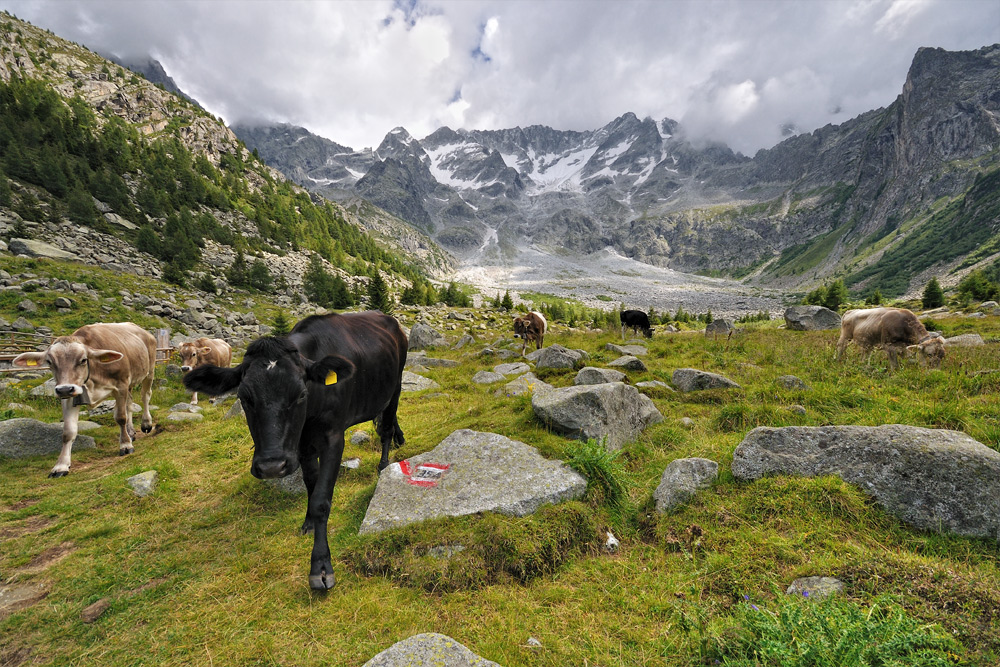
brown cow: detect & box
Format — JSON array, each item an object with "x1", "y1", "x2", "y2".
[
  {"x1": 513, "y1": 311, "x2": 547, "y2": 355},
  {"x1": 836, "y1": 307, "x2": 946, "y2": 370},
  {"x1": 13, "y1": 323, "x2": 156, "y2": 477},
  {"x1": 177, "y1": 338, "x2": 232, "y2": 405}
]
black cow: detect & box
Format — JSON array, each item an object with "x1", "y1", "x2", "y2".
[
  {"x1": 184, "y1": 311, "x2": 407, "y2": 590},
  {"x1": 620, "y1": 309, "x2": 654, "y2": 340}
]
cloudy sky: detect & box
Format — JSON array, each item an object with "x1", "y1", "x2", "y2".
[{"x1": 3, "y1": 0, "x2": 997, "y2": 154}]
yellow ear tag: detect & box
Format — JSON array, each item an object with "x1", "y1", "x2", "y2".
[
  {"x1": 26, "y1": 359, "x2": 37, "y2": 366},
  {"x1": 325, "y1": 371, "x2": 338, "y2": 386},
  {"x1": 97, "y1": 353, "x2": 117, "y2": 363}
]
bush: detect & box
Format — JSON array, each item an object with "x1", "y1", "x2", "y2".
[{"x1": 719, "y1": 593, "x2": 963, "y2": 666}]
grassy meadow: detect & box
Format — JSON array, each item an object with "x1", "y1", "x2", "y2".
[{"x1": 2, "y1": 267, "x2": 999, "y2": 665}]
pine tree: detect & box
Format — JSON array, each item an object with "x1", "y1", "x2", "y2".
[
  {"x1": 922, "y1": 277, "x2": 945, "y2": 309},
  {"x1": 367, "y1": 270, "x2": 393, "y2": 315},
  {"x1": 501, "y1": 289, "x2": 514, "y2": 311},
  {"x1": 0, "y1": 168, "x2": 11, "y2": 207},
  {"x1": 271, "y1": 311, "x2": 291, "y2": 336},
  {"x1": 866, "y1": 289, "x2": 883, "y2": 306},
  {"x1": 228, "y1": 249, "x2": 248, "y2": 287},
  {"x1": 823, "y1": 279, "x2": 849, "y2": 311}
]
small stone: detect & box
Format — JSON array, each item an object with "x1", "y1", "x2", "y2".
[
  {"x1": 526, "y1": 637, "x2": 542, "y2": 648},
  {"x1": 472, "y1": 370, "x2": 506, "y2": 384},
  {"x1": 127, "y1": 470, "x2": 158, "y2": 498},
  {"x1": 786, "y1": 576, "x2": 845, "y2": 599},
  {"x1": 81, "y1": 598, "x2": 112, "y2": 623},
  {"x1": 790, "y1": 404, "x2": 807, "y2": 415},
  {"x1": 604, "y1": 531, "x2": 620, "y2": 554},
  {"x1": 167, "y1": 412, "x2": 203, "y2": 422},
  {"x1": 350, "y1": 431, "x2": 371, "y2": 446},
  {"x1": 679, "y1": 417, "x2": 695, "y2": 429},
  {"x1": 169, "y1": 402, "x2": 203, "y2": 413},
  {"x1": 224, "y1": 399, "x2": 245, "y2": 419}
]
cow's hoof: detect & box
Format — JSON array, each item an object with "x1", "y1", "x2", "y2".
[
  {"x1": 48, "y1": 469, "x2": 69, "y2": 478},
  {"x1": 119, "y1": 446, "x2": 134, "y2": 456},
  {"x1": 309, "y1": 570, "x2": 335, "y2": 590},
  {"x1": 141, "y1": 424, "x2": 153, "y2": 434},
  {"x1": 300, "y1": 520, "x2": 315, "y2": 536}
]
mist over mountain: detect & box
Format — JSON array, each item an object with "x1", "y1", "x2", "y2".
[{"x1": 235, "y1": 43, "x2": 1000, "y2": 300}]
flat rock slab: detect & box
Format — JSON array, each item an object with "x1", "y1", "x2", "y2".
[
  {"x1": 608, "y1": 355, "x2": 647, "y2": 372},
  {"x1": 401, "y1": 371, "x2": 440, "y2": 393},
  {"x1": 167, "y1": 412, "x2": 203, "y2": 422},
  {"x1": 574, "y1": 367, "x2": 626, "y2": 385},
  {"x1": 472, "y1": 371, "x2": 505, "y2": 385},
  {"x1": 945, "y1": 333, "x2": 985, "y2": 347},
  {"x1": 732, "y1": 425, "x2": 1000, "y2": 540},
  {"x1": 359, "y1": 429, "x2": 586, "y2": 534},
  {"x1": 532, "y1": 382, "x2": 662, "y2": 451},
  {"x1": 405, "y1": 355, "x2": 458, "y2": 368},
  {"x1": 654, "y1": 457, "x2": 719, "y2": 513},
  {"x1": 605, "y1": 343, "x2": 648, "y2": 356},
  {"x1": 636, "y1": 380, "x2": 674, "y2": 392},
  {"x1": 0, "y1": 418, "x2": 95, "y2": 459},
  {"x1": 363, "y1": 632, "x2": 503, "y2": 667},
  {"x1": 777, "y1": 375, "x2": 809, "y2": 390},
  {"x1": 496, "y1": 372, "x2": 553, "y2": 398},
  {"x1": 493, "y1": 362, "x2": 530, "y2": 376},
  {"x1": 672, "y1": 368, "x2": 741, "y2": 391},
  {"x1": 8, "y1": 237, "x2": 80, "y2": 261},
  {"x1": 0, "y1": 583, "x2": 48, "y2": 616}
]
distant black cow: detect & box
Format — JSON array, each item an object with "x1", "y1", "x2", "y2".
[
  {"x1": 620, "y1": 309, "x2": 654, "y2": 340},
  {"x1": 184, "y1": 311, "x2": 407, "y2": 590}
]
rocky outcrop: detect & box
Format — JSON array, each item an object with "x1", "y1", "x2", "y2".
[
  {"x1": 0, "y1": 418, "x2": 95, "y2": 459},
  {"x1": 362, "y1": 633, "x2": 503, "y2": 667},
  {"x1": 360, "y1": 430, "x2": 586, "y2": 534},
  {"x1": 531, "y1": 382, "x2": 663, "y2": 450},
  {"x1": 783, "y1": 306, "x2": 842, "y2": 331},
  {"x1": 732, "y1": 425, "x2": 1000, "y2": 540}
]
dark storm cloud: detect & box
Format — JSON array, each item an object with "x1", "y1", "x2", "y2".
[{"x1": 2, "y1": 0, "x2": 996, "y2": 153}]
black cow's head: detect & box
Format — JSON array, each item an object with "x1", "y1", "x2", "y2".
[
  {"x1": 642, "y1": 326, "x2": 654, "y2": 339},
  {"x1": 183, "y1": 337, "x2": 355, "y2": 479}
]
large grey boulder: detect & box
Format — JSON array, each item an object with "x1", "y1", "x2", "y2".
[
  {"x1": 401, "y1": 371, "x2": 440, "y2": 392},
  {"x1": 532, "y1": 382, "x2": 663, "y2": 450},
  {"x1": 360, "y1": 429, "x2": 586, "y2": 534},
  {"x1": 945, "y1": 333, "x2": 984, "y2": 347},
  {"x1": 472, "y1": 370, "x2": 505, "y2": 384},
  {"x1": 705, "y1": 319, "x2": 735, "y2": 337},
  {"x1": 0, "y1": 418, "x2": 95, "y2": 459},
  {"x1": 574, "y1": 367, "x2": 626, "y2": 385},
  {"x1": 653, "y1": 458, "x2": 719, "y2": 512},
  {"x1": 672, "y1": 368, "x2": 741, "y2": 391},
  {"x1": 7, "y1": 238, "x2": 80, "y2": 261},
  {"x1": 493, "y1": 362, "x2": 530, "y2": 376},
  {"x1": 608, "y1": 355, "x2": 647, "y2": 372},
  {"x1": 605, "y1": 343, "x2": 648, "y2": 356},
  {"x1": 533, "y1": 344, "x2": 586, "y2": 369},
  {"x1": 783, "y1": 306, "x2": 841, "y2": 331},
  {"x1": 408, "y1": 322, "x2": 446, "y2": 350},
  {"x1": 362, "y1": 633, "x2": 503, "y2": 667},
  {"x1": 732, "y1": 425, "x2": 1000, "y2": 540}
]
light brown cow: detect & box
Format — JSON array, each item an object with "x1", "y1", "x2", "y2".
[
  {"x1": 836, "y1": 307, "x2": 946, "y2": 370},
  {"x1": 513, "y1": 311, "x2": 547, "y2": 356},
  {"x1": 13, "y1": 323, "x2": 156, "y2": 477},
  {"x1": 177, "y1": 338, "x2": 232, "y2": 405}
]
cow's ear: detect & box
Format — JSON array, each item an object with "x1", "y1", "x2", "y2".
[
  {"x1": 199, "y1": 346, "x2": 212, "y2": 355},
  {"x1": 90, "y1": 348, "x2": 124, "y2": 364},
  {"x1": 905, "y1": 344, "x2": 919, "y2": 356},
  {"x1": 12, "y1": 352, "x2": 47, "y2": 368},
  {"x1": 184, "y1": 364, "x2": 243, "y2": 395},
  {"x1": 305, "y1": 355, "x2": 356, "y2": 387}
]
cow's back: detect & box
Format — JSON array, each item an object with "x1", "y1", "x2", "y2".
[
  {"x1": 197, "y1": 337, "x2": 232, "y2": 367},
  {"x1": 290, "y1": 312, "x2": 407, "y2": 375},
  {"x1": 74, "y1": 323, "x2": 156, "y2": 380}
]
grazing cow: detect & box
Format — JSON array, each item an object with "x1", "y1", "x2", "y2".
[
  {"x1": 12, "y1": 323, "x2": 156, "y2": 477},
  {"x1": 620, "y1": 309, "x2": 654, "y2": 340},
  {"x1": 836, "y1": 307, "x2": 946, "y2": 370},
  {"x1": 183, "y1": 311, "x2": 407, "y2": 590},
  {"x1": 513, "y1": 311, "x2": 547, "y2": 355},
  {"x1": 177, "y1": 337, "x2": 233, "y2": 405}
]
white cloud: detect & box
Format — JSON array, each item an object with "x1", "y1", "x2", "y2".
[{"x1": 1, "y1": 0, "x2": 996, "y2": 153}]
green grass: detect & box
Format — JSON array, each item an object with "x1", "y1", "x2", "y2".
[{"x1": 2, "y1": 306, "x2": 1000, "y2": 666}]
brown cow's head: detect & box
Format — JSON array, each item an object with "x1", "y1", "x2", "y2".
[
  {"x1": 13, "y1": 338, "x2": 123, "y2": 399},
  {"x1": 513, "y1": 316, "x2": 535, "y2": 339},
  {"x1": 183, "y1": 337, "x2": 355, "y2": 479},
  {"x1": 177, "y1": 341, "x2": 212, "y2": 372},
  {"x1": 906, "y1": 333, "x2": 946, "y2": 369}
]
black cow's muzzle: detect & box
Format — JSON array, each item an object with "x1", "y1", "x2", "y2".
[{"x1": 251, "y1": 456, "x2": 298, "y2": 479}]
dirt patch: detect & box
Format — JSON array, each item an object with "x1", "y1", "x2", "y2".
[
  {"x1": 81, "y1": 598, "x2": 112, "y2": 623},
  {"x1": 0, "y1": 515, "x2": 54, "y2": 541},
  {"x1": 4, "y1": 499, "x2": 40, "y2": 512},
  {"x1": 126, "y1": 576, "x2": 169, "y2": 598},
  {"x1": 0, "y1": 645, "x2": 34, "y2": 667},
  {"x1": 0, "y1": 582, "x2": 48, "y2": 617},
  {"x1": 17, "y1": 541, "x2": 76, "y2": 575}
]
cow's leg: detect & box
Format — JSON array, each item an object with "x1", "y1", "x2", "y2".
[
  {"x1": 139, "y1": 372, "x2": 154, "y2": 434},
  {"x1": 307, "y1": 430, "x2": 344, "y2": 590},
  {"x1": 621, "y1": 324, "x2": 626, "y2": 341},
  {"x1": 191, "y1": 391, "x2": 199, "y2": 406},
  {"x1": 50, "y1": 399, "x2": 81, "y2": 477},
  {"x1": 835, "y1": 334, "x2": 848, "y2": 361},
  {"x1": 298, "y1": 453, "x2": 321, "y2": 536},
  {"x1": 113, "y1": 385, "x2": 136, "y2": 455},
  {"x1": 376, "y1": 390, "x2": 404, "y2": 471},
  {"x1": 887, "y1": 346, "x2": 900, "y2": 370},
  {"x1": 536, "y1": 333, "x2": 543, "y2": 350}
]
